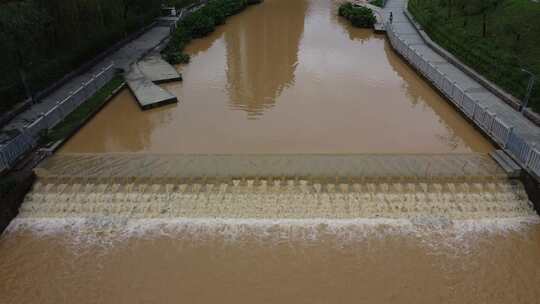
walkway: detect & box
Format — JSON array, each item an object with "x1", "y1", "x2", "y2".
[
  {"x1": 0, "y1": 25, "x2": 172, "y2": 144},
  {"x1": 382, "y1": 0, "x2": 540, "y2": 177}
]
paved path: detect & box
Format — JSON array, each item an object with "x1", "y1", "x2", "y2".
[
  {"x1": 382, "y1": 0, "x2": 540, "y2": 174},
  {"x1": 0, "y1": 25, "x2": 172, "y2": 144}
]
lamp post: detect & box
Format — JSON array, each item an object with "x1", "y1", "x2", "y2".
[{"x1": 521, "y1": 68, "x2": 536, "y2": 113}]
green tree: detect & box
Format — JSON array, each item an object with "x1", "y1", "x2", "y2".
[{"x1": 0, "y1": 1, "x2": 50, "y2": 101}]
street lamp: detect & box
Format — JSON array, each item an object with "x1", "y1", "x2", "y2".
[{"x1": 521, "y1": 68, "x2": 537, "y2": 113}]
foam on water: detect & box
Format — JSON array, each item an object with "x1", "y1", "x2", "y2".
[
  {"x1": 6, "y1": 216, "x2": 540, "y2": 250},
  {"x1": 8, "y1": 153, "x2": 538, "y2": 247},
  {"x1": 19, "y1": 179, "x2": 535, "y2": 220}
]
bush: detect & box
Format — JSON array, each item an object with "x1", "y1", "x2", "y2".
[
  {"x1": 370, "y1": 0, "x2": 384, "y2": 8},
  {"x1": 183, "y1": 12, "x2": 217, "y2": 38},
  {"x1": 165, "y1": 52, "x2": 191, "y2": 64},
  {"x1": 220, "y1": 0, "x2": 249, "y2": 16},
  {"x1": 201, "y1": 4, "x2": 227, "y2": 25},
  {"x1": 166, "y1": 0, "x2": 200, "y2": 9},
  {"x1": 0, "y1": 177, "x2": 16, "y2": 197},
  {"x1": 338, "y1": 2, "x2": 354, "y2": 18},
  {"x1": 338, "y1": 2, "x2": 376, "y2": 28}
]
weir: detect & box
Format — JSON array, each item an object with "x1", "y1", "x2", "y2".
[{"x1": 19, "y1": 153, "x2": 536, "y2": 221}]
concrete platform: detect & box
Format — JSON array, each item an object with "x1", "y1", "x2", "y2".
[
  {"x1": 125, "y1": 63, "x2": 178, "y2": 110},
  {"x1": 138, "y1": 55, "x2": 182, "y2": 83}
]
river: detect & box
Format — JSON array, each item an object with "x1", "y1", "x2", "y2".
[
  {"x1": 60, "y1": 0, "x2": 492, "y2": 153},
  {"x1": 2, "y1": 0, "x2": 540, "y2": 303}
]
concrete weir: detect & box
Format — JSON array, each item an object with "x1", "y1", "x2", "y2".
[
  {"x1": 22, "y1": 153, "x2": 536, "y2": 221},
  {"x1": 125, "y1": 55, "x2": 181, "y2": 110}
]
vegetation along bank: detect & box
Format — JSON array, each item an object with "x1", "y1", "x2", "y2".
[
  {"x1": 162, "y1": 0, "x2": 263, "y2": 65},
  {"x1": 338, "y1": 2, "x2": 377, "y2": 28},
  {"x1": 409, "y1": 0, "x2": 540, "y2": 112},
  {"x1": 0, "y1": 0, "x2": 164, "y2": 114}
]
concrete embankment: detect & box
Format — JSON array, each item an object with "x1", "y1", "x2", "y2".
[{"x1": 382, "y1": 0, "x2": 540, "y2": 184}]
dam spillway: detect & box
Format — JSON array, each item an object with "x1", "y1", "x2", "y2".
[
  {"x1": 19, "y1": 153, "x2": 535, "y2": 221},
  {"x1": 3, "y1": 0, "x2": 540, "y2": 302}
]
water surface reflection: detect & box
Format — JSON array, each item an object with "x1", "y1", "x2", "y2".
[
  {"x1": 60, "y1": 0, "x2": 493, "y2": 153},
  {"x1": 225, "y1": 0, "x2": 307, "y2": 117}
]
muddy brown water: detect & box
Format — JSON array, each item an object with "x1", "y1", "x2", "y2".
[
  {"x1": 2, "y1": 1, "x2": 540, "y2": 303},
  {"x1": 1, "y1": 222, "x2": 540, "y2": 304},
  {"x1": 60, "y1": 0, "x2": 492, "y2": 154}
]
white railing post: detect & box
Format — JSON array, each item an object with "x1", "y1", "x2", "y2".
[
  {"x1": 504, "y1": 127, "x2": 513, "y2": 149},
  {"x1": 526, "y1": 143, "x2": 536, "y2": 168}
]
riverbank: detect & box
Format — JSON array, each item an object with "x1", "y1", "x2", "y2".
[
  {"x1": 408, "y1": 0, "x2": 540, "y2": 113},
  {"x1": 0, "y1": 0, "x2": 162, "y2": 115},
  {"x1": 43, "y1": 76, "x2": 125, "y2": 146},
  {"x1": 0, "y1": 75, "x2": 125, "y2": 235},
  {"x1": 0, "y1": 25, "x2": 177, "y2": 175},
  {"x1": 382, "y1": 0, "x2": 540, "y2": 206}
]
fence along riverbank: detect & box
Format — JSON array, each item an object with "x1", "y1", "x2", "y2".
[
  {"x1": 383, "y1": 0, "x2": 540, "y2": 181},
  {"x1": 0, "y1": 64, "x2": 115, "y2": 172}
]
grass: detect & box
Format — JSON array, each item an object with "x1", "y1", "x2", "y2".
[
  {"x1": 409, "y1": 0, "x2": 540, "y2": 112},
  {"x1": 44, "y1": 75, "x2": 124, "y2": 143}
]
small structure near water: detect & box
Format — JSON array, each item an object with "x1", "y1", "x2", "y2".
[
  {"x1": 138, "y1": 55, "x2": 183, "y2": 83},
  {"x1": 125, "y1": 54, "x2": 182, "y2": 110}
]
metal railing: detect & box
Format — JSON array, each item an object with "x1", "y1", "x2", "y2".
[
  {"x1": 490, "y1": 118, "x2": 511, "y2": 146},
  {"x1": 0, "y1": 63, "x2": 115, "y2": 172},
  {"x1": 386, "y1": 22, "x2": 540, "y2": 178},
  {"x1": 0, "y1": 133, "x2": 36, "y2": 171}
]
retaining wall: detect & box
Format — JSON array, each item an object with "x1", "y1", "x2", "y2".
[
  {"x1": 0, "y1": 64, "x2": 115, "y2": 173},
  {"x1": 386, "y1": 22, "x2": 540, "y2": 179}
]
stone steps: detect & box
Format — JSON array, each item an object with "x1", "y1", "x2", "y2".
[{"x1": 19, "y1": 179, "x2": 533, "y2": 220}]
